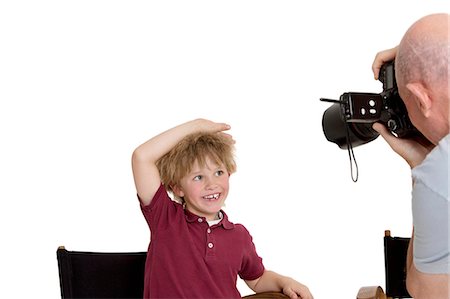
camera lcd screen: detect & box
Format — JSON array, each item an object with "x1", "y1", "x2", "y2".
[{"x1": 346, "y1": 93, "x2": 383, "y2": 123}]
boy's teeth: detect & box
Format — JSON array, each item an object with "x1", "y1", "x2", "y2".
[{"x1": 204, "y1": 194, "x2": 219, "y2": 200}]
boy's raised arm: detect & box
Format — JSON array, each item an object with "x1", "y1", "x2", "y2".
[{"x1": 132, "y1": 118, "x2": 231, "y2": 206}]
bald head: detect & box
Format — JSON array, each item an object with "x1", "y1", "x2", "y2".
[
  {"x1": 396, "y1": 13, "x2": 449, "y2": 88},
  {"x1": 394, "y1": 13, "x2": 449, "y2": 143}
]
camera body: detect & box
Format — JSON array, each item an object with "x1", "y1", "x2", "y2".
[{"x1": 321, "y1": 61, "x2": 421, "y2": 149}]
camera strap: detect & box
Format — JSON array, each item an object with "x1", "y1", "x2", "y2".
[{"x1": 345, "y1": 124, "x2": 359, "y2": 182}]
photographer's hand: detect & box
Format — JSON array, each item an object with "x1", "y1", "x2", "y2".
[
  {"x1": 372, "y1": 46, "x2": 398, "y2": 80},
  {"x1": 372, "y1": 123, "x2": 434, "y2": 169}
]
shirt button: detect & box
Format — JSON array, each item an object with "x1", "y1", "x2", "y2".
[
  {"x1": 197, "y1": 218, "x2": 203, "y2": 223},
  {"x1": 207, "y1": 228, "x2": 211, "y2": 234},
  {"x1": 208, "y1": 242, "x2": 214, "y2": 249}
]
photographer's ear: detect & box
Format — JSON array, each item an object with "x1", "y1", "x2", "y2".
[{"x1": 406, "y1": 82, "x2": 432, "y2": 117}]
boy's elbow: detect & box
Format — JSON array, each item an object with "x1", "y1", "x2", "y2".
[
  {"x1": 132, "y1": 146, "x2": 142, "y2": 160},
  {"x1": 132, "y1": 147, "x2": 148, "y2": 165}
]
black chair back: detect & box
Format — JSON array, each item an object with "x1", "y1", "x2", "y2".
[
  {"x1": 384, "y1": 233, "x2": 411, "y2": 298},
  {"x1": 57, "y1": 246, "x2": 147, "y2": 299}
]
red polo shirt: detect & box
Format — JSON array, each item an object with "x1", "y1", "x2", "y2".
[{"x1": 140, "y1": 184, "x2": 265, "y2": 298}]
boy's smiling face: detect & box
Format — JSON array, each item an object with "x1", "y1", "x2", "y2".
[{"x1": 173, "y1": 156, "x2": 230, "y2": 221}]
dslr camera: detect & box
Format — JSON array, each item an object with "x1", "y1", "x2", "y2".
[{"x1": 321, "y1": 61, "x2": 421, "y2": 149}]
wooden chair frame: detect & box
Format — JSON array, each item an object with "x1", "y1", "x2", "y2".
[{"x1": 357, "y1": 230, "x2": 411, "y2": 299}]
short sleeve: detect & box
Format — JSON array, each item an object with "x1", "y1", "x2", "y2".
[
  {"x1": 238, "y1": 226, "x2": 265, "y2": 281},
  {"x1": 412, "y1": 182, "x2": 449, "y2": 274},
  {"x1": 139, "y1": 183, "x2": 180, "y2": 233},
  {"x1": 411, "y1": 134, "x2": 450, "y2": 274}
]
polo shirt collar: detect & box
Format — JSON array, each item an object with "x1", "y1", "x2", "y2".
[{"x1": 184, "y1": 209, "x2": 235, "y2": 230}]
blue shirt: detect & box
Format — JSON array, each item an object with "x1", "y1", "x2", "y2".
[{"x1": 412, "y1": 134, "x2": 450, "y2": 274}]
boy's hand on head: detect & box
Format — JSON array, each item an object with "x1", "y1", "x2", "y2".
[
  {"x1": 191, "y1": 118, "x2": 235, "y2": 144},
  {"x1": 191, "y1": 118, "x2": 231, "y2": 134}
]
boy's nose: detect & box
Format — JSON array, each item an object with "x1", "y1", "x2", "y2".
[{"x1": 205, "y1": 177, "x2": 218, "y2": 190}]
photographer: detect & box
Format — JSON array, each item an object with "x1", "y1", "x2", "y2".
[{"x1": 372, "y1": 14, "x2": 449, "y2": 298}]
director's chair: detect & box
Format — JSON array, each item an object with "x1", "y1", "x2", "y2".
[
  {"x1": 57, "y1": 246, "x2": 147, "y2": 298},
  {"x1": 57, "y1": 246, "x2": 288, "y2": 298},
  {"x1": 357, "y1": 230, "x2": 411, "y2": 299}
]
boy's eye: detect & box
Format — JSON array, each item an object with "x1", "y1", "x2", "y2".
[
  {"x1": 215, "y1": 170, "x2": 224, "y2": 176},
  {"x1": 193, "y1": 175, "x2": 202, "y2": 181}
]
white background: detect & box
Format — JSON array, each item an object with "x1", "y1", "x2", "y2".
[{"x1": 1, "y1": 1, "x2": 448, "y2": 298}]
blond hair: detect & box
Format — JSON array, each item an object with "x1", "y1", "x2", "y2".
[{"x1": 156, "y1": 132, "x2": 236, "y2": 198}]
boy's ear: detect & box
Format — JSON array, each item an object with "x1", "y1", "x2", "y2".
[
  {"x1": 406, "y1": 82, "x2": 432, "y2": 117},
  {"x1": 171, "y1": 184, "x2": 184, "y2": 197}
]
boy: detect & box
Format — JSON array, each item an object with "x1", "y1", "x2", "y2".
[{"x1": 132, "y1": 118, "x2": 313, "y2": 299}]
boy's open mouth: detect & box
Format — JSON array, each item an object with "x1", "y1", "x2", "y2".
[{"x1": 203, "y1": 193, "x2": 220, "y2": 200}]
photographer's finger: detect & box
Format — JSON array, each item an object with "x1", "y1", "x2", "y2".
[
  {"x1": 372, "y1": 122, "x2": 408, "y2": 157},
  {"x1": 372, "y1": 123, "x2": 396, "y2": 142},
  {"x1": 372, "y1": 63, "x2": 382, "y2": 80},
  {"x1": 372, "y1": 52, "x2": 386, "y2": 80},
  {"x1": 371, "y1": 47, "x2": 398, "y2": 79}
]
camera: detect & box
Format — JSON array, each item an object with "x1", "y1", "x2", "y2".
[{"x1": 321, "y1": 61, "x2": 421, "y2": 149}]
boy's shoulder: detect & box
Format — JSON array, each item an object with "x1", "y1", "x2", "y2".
[{"x1": 223, "y1": 217, "x2": 254, "y2": 239}]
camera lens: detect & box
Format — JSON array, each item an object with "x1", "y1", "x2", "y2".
[{"x1": 322, "y1": 103, "x2": 379, "y2": 149}]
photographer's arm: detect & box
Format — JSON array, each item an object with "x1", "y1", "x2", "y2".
[
  {"x1": 372, "y1": 123, "x2": 433, "y2": 169},
  {"x1": 405, "y1": 232, "x2": 450, "y2": 298},
  {"x1": 132, "y1": 119, "x2": 231, "y2": 205},
  {"x1": 372, "y1": 124, "x2": 448, "y2": 298},
  {"x1": 372, "y1": 46, "x2": 398, "y2": 80}
]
